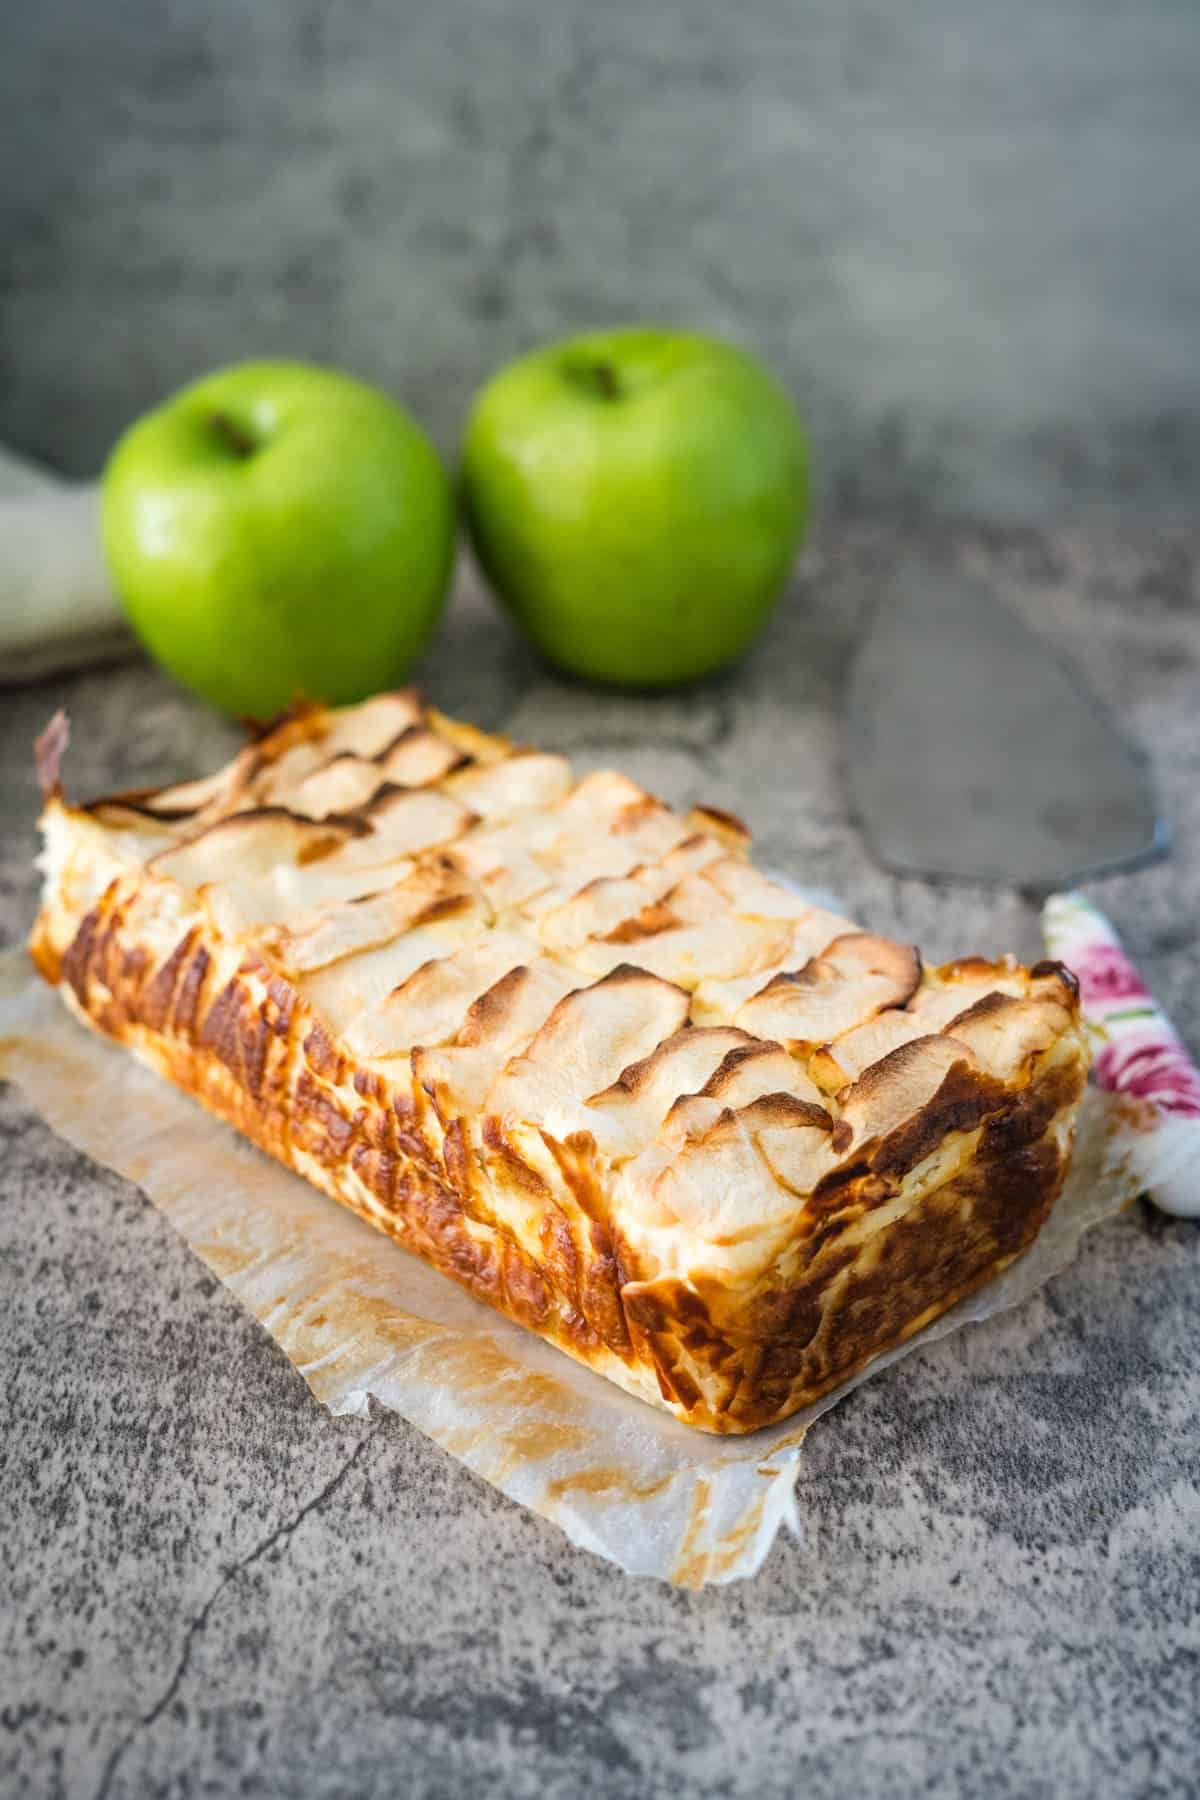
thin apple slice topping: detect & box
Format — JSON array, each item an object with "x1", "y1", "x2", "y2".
[
  {"x1": 110, "y1": 748, "x2": 259, "y2": 823},
  {"x1": 700, "y1": 859, "x2": 816, "y2": 920},
  {"x1": 534, "y1": 837, "x2": 649, "y2": 901},
  {"x1": 413, "y1": 959, "x2": 580, "y2": 1117},
  {"x1": 583, "y1": 1026, "x2": 752, "y2": 1162},
  {"x1": 690, "y1": 907, "x2": 864, "y2": 1024},
  {"x1": 448, "y1": 814, "x2": 560, "y2": 913},
  {"x1": 454, "y1": 848, "x2": 552, "y2": 915},
  {"x1": 202, "y1": 851, "x2": 420, "y2": 938},
  {"x1": 811, "y1": 965, "x2": 1038, "y2": 1088},
  {"x1": 743, "y1": 1094, "x2": 839, "y2": 1197},
  {"x1": 691, "y1": 968, "x2": 780, "y2": 1025},
  {"x1": 426, "y1": 707, "x2": 513, "y2": 766},
  {"x1": 685, "y1": 804, "x2": 752, "y2": 854},
  {"x1": 654, "y1": 1091, "x2": 727, "y2": 1148},
  {"x1": 376, "y1": 727, "x2": 467, "y2": 788},
  {"x1": 298, "y1": 901, "x2": 486, "y2": 1030},
  {"x1": 325, "y1": 789, "x2": 476, "y2": 866},
  {"x1": 78, "y1": 803, "x2": 186, "y2": 858},
  {"x1": 659, "y1": 833, "x2": 727, "y2": 880},
  {"x1": 564, "y1": 913, "x2": 790, "y2": 990},
  {"x1": 552, "y1": 770, "x2": 651, "y2": 835},
  {"x1": 485, "y1": 965, "x2": 690, "y2": 1142},
  {"x1": 697, "y1": 1040, "x2": 826, "y2": 1110},
  {"x1": 785, "y1": 908, "x2": 868, "y2": 964},
  {"x1": 265, "y1": 862, "x2": 481, "y2": 974},
  {"x1": 656, "y1": 872, "x2": 728, "y2": 924},
  {"x1": 611, "y1": 804, "x2": 692, "y2": 864},
  {"x1": 906, "y1": 974, "x2": 1027, "y2": 1032},
  {"x1": 735, "y1": 933, "x2": 921, "y2": 1048},
  {"x1": 249, "y1": 739, "x2": 339, "y2": 810},
  {"x1": 322, "y1": 691, "x2": 425, "y2": 759},
  {"x1": 286, "y1": 756, "x2": 386, "y2": 820},
  {"x1": 626, "y1": 1096, "x2": 833, "y2": 1246},
  {"x1": 551, "y1": 772, "x2": 690, "y2": 864},
  {"x1": 537, "y1": 872, "x2": 670, "y2": 952},
  {"x1": 444, "y1": 751, "x2": 573, "y2": 819},
  {"x1": 343, "y1": 928, "x2": 541, "y2": 1059},
  {"x1": 834, "y1": 1035, "x2": 976, "y2": 1156},
  {"x1": 809, "y1": 1009, "x2": 930, "y2": 1092},
  {"x1": 939, "y1": 992, "x2": 1074, "y2": 1084},
  {"x1": 149, "y1": 809, "x2": 353, "y2": 892},
  {"x1": 633, "y1": 1119, "x2": 778, "y2": 1242},
  {"x1": 935, "y1": 953, "x2": 1024, "y2": 987}
]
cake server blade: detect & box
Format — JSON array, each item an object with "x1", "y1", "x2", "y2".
[{"x1": 845, "y1": 557, "x2": 1167, "y2": 890}]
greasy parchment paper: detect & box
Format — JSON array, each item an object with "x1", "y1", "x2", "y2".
[{"x1": 0, "y1": 951, "x2": 1160, "y2": 1587}]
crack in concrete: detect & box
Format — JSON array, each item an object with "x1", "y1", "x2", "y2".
[{"x1": 91, "y1": 1428, "x2": 376, "y2": 1800}]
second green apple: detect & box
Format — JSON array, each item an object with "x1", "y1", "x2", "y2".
[{"x1": 461, "y1": 328, "x2": 809, "y2": 687}]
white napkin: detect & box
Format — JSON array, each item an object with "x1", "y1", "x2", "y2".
[{"x1": 0, "y1": 445, "x2": 133, "y2": 683}]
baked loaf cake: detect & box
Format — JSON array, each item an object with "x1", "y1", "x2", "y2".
[{"x1": 30, "y1": 693, "x2": 1090, "y2": 1433}]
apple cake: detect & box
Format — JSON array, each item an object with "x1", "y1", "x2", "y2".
[{"x1": 29, "y1": 693, "x2": 1090, "y2": 1433}]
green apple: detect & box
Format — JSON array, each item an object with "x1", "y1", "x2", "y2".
[
  {"x1": 460, "y1": 328, "x2": 809, "y2": 687},
  {"x1": 101, "y1": 361, "x2": 455, "y2": 717}
]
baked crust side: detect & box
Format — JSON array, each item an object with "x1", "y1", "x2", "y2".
[{"x1": 33, "y1": 855, "x2": 1087, "y2": 1434}]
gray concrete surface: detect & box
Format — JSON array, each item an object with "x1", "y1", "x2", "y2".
[
  {"x1": 2, "y1": 517, "x2": 1198, "y2": 1798},
  {"x1": 3, "y1": 0, "x2": 1200, "y2": 520}
]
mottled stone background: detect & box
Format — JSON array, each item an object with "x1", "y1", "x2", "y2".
[
  {"x1": 2, "y1": 6, "x2": 1199, "y2": 1798},
  {"x1": 3, "y1": 0, "x2": 1199, "y2": 518}
]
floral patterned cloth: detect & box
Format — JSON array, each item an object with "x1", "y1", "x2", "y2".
[{"x1": 1043, "y1": 891, "x2": 1200, "y2": 1218}]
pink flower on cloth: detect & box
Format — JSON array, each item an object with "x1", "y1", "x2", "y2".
[
  {"x1": 1070, "y1": 943, "x2": 1149, "y2": 1006},
  {"x1": 1042, "y1": 892, "x2": 1200, "y2": 1217},
  {"x1": 1093, "y1": 1038, "x2": 1200, "y2": 1119}
]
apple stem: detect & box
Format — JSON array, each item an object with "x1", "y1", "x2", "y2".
[
  {"x1": 209, "y1": 411, "x2": 257, "y2": 458},
  {"x1": 591, "y1": 361, "x2": 620, "y2": 399}
]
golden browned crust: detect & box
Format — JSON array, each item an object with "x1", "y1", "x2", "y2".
[{"x1": 30, "y1": 693, "x2": 1091, "y2": 1434}]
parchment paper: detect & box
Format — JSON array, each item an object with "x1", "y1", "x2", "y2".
[{"x1": 0, "y1": 952, "x2": 1160, "y2": 1586}]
